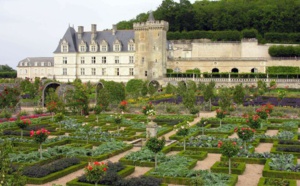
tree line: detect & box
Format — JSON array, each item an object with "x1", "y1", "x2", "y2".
[{"x1": 117, "y1": 0, "x2": 300, "y2": 41}]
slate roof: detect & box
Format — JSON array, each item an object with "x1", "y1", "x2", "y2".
[
  {"x1": 18, "y1": 57, "x2": 54, "y2": 67},
  {"x1": 53, "y1": 26, "x2": 135, "y2": 53}
]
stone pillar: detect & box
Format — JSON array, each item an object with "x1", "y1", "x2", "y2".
[{"x1": 146, "y1": 116, "x2": 158, "y2": 139}]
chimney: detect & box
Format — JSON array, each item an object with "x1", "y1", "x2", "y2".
[
  {"x1": 91, "y1": 24, "x2": 97, "y2": 40},
  {"x1": 78, "y1": 26, "x2": 84, "y2": 39},
  {"x1": 112, "y1": 24, "x2": 117, "y2": 35}
]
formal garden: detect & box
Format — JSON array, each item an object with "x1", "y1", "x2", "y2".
[{"x1": 1, "y1": 78, "x2": 300, "y2": 186}]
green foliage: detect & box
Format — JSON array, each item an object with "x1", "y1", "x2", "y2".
[
  {"x1": 218, "y1": 87, "x2": 232, "y2": 111},
  {"x1": 97, "y1": 88, "x2": 110, "y2": 111},
  {"x1": 0, "y1": 140, "x2": 27, "y2": 186},
  {"x1": 165, "y1": 83, "x2": 176, "y2": 94},
  {"x1": 242, "y1": 29, "x2": 258, "y2": 38},
  {"x1": 146, "y1": 137, "x2": 165, "y2": 154},
  {"x1": 126, "y1": 79, "x2": 144, "y2": 99},
  {"x1": 0, "y1": 85, "x2": 20, "y2": 109},
  {"x1": 125, "y1": 148, "x2": 167, "y2": 162},
  {"x1": 269, "y1": 45, "x2": 300, "y2": 57},
  {"x1": 218, "y1": 141, "x2": 239, "y2": 158},
  {"x1": 233, "y1": 84, "x2": 245, "y2": 106},
  {"x1": 101, "y1": 80, "x2": 125, "y2": 104},
  {"x1": 0, "y1": 72, "x2": 17, "y2": 78},
  {"x1": 267, "y1": 66, "x2": 300, "y2": 74}
]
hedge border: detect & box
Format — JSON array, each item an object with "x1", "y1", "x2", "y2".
[
  {"x1": 210, "y1": 161, "x2": 246, "y2": 175},
  {"x1": 263, "y1": 159, "x2": 300, "y2": 179},
  {"x1": 26, "y1": 161, "x2": 87, "y2": 184},
  {"x1": 257, "y1": 177, "x2": 297, "y2": 186},
  {"x1": 66, "y1": 165, "x2": 135, "y2": 186}
]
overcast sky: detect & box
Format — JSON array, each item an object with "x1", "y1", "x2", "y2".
[{"x1": 0, "y1": 0, "x2": 197, "y2": 69}]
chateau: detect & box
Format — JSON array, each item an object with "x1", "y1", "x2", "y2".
[{"x1": 17, "y1": 13, "x2": 299, "y2": 85}]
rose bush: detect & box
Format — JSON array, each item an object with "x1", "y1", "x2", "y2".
[{"x1": 85, "y1": 161, "x2": 108, "y2": 186}]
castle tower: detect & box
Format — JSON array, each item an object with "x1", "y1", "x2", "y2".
[{"x1": 133, "y1": 12, "x2": 169, "y2": 81}]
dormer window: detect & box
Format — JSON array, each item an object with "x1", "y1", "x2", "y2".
[
  {"x1": 79, "y1": 40, "x2": 86, "y2": 52},
  {"x1": 90, "y1": 40, "x2": 98, "y2": 52},
  {"x1": 61, "y1": 39, "x2": 69, "y2": 53},
  {"x1": 128, "y1": 39, "x2": 135, "y2": 51},
  {"x1": 34, "y1": 62, "x2": 38, "y2": 66},
  {"x1": 113, "y1": 39, "x2": 122, "y2": 52},
  {"x1": 100, "y1": 40, "x2": 108, "y2": 52},
  {"x1": 48, "y1": 62, "x2": 51, "y2": 66}
]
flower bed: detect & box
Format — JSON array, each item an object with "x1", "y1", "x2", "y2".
[{"x1": 211, "y1": 161, "x2": 246, "y2": 175}]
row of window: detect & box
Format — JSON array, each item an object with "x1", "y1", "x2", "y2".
[
  {"x1": 62, "y1": 68, "x2": 134, "y2": 76},
  {"x1": 19, "y1": 62, "x2": 52, "y2": 67},
  {"x1": 19, "y1": 68, "x2": 52, "y2": 75},
  {"x1": 62, "y1": 41, "x2": 135, "y2": 53},
  {"x1": 63, "y1": 56, "x2": 135, "y2": 64}
]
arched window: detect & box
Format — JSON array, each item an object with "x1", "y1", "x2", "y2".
[
  {"x1": 212, "y1": 68, "x2": 219, "y2": 73},
  {"x1": 251, "y1": 68, "x2": 258, "y2": 73},
  {"x1": 231, "y1": 68, "x2": 238, "y2": 73}
]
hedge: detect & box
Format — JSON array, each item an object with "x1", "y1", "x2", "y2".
[
  {"x1": 269, "y1": 45, "x2": 300, "y2": 57},
  {"x1": 257, "y1": 177, "x2": 297, "y2": 186},
  {"x1": 220, "y1": 156, "x2": 266, "y2": 165},
  {"x1": 167, "y1": 30, "x2": 241, "y2": 41},
  {"x1": 0, "y1": 72, "x2": 17, "y2": 78},
  {"x1": 210, "y1": 161, "x2": 246, "y2": 175},
  {"x1": 177, "y1": 150, "x2": 208, "y2": 160},
  {"x1": 262, "y1": 159, "x2": 300, "y2": 179},
  {"x1": 26, "y1": 161, "x2": 87, "y2": 184},
  {"x1": 66, "y1": 165, "x2": 135, "y2": 186}
]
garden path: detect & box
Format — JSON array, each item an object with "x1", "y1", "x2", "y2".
[
  {"x1": 162, "y1": 111, "x2": 216, "y2": 141},
  {"x1": 265, "y1": 130, "x2": 278, "y2": 136},
  {"x1": 255, "y1": 143, "x2": 273, "y2": 153},
  {"x1": 193, "y1": 153, "x2": 221, "y2": 170},
  {"x1": 236, "y1": 164, "x2": 264, "y2": 186},
  {"x1": 26, "y1": 111, "x2": 217, "y2": 186}
]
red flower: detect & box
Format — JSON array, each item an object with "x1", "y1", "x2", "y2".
[
  {"x1": 30, "y1": 130, "x2": 34, "y2": 137},
  {"x1": 94, "y1": 161, "x2": 100, "y2": 165},
  {"x1": 103, "y1": 167, "x2": 107, "y2": 171},
  {"x1": 87, "y1": 165, "x2": 93, "y2": 171}
]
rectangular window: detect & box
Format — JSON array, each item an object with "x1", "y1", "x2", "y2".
[
  {"x1": 81, "y1": 57, "x2": 85, "y2": 64},
  {"x1": 114, "y1": 44, "x2": 120, "y2": 52},
  {"x1": 129, "y1": 68, "x2": 134, "y2": 75},
  {"x1": 63, "y1": 68, "x2": 67, "y2": 75},
  {"x1": 115, "y1": 68, "x2": 120, "y2": 76},
  {"x1": 34, "y1": 62, "x2": 38, "y2": 66},
  {"x1": 92, "y1": 68, "x2": 96, "y2": 75},
  {"x1": 41, "y1": 69, "x2": 44, "y2": 75},
  {"x1": 81, "y1": 68, "x2": 85, "y2": 75},
  {"x1": 129, "y1": 44, "x2": 134, "y2": 51},
  {"x1": 145, "y1": 71, "x2": 147, "y2": 77},
  {"x1": 63, "y1": 57, "x2": 67, "y2": 64},
  {"x1": 80, "y1": 46, "x2": 85, "y2": 52},
  {"x1": 142, "y1": 57, "x2": 145, "y2": 63},
  {"x1": 41, "y1": 62, "x2": 44, "y2": 66},
  {"x1": 102, "y1": 68, "x2": 106, "y2": 75},
  {"x1": 62, "y1": 45, "x2": 68, "y2": 52},
  {"x1": 91, "y1": 45, "x2": 96, "y2": 52},
  {"x1": 101, "y1": 45, "x2": 107, "y2": 52},
  {"x1": 102, "y1": 56, "x2": 106, "y2": 64},
  {"x1": 48, "y1": 62, "x2": 51, "y2": 66},
  {"x1": 115, "y1": 56, "x2": 119, "y2": 64},
  {"x1": 129, "y1": 56, "x2": 134, "y2": 63},
  {"x1": 91, "y1": 56, "x2": 96, "y2": 64}
]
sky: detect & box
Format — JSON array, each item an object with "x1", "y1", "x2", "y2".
[{"x1": 0, "y1": 0, "x2": 197, "y2": 70}]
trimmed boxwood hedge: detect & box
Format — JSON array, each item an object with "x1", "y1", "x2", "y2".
[
  {"x1": 66, "y1": 165, "x2": 135, "y2": 186},
  {"x1": 263, "y1": 159, "x2": 300, "y2": 179},
  {"x1": 177, "y1": 150, "x2": 208, "y2": 160},
  {"x1": 257, "y1": 177, "x2": 297, "y2": 186},
  {"x1": 210, "y1": 161, "x2": 246, "y2": 175},
  {"x1": 220, "y1": 156, "x2": 266, "y2": 165},
  {"x1": 26, "y1": 161, "x2": 87, "y2": 184}
]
